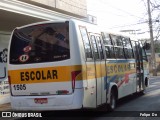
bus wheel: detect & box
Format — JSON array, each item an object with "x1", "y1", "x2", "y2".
[{"x1": 107, "y1": 89, "x2": 116, "y2": 112}]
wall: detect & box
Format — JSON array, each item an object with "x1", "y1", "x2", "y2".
[
  {"x1": 18, "y1": 0, "x2": 87, "y2": 18},
  {"x1": 56, "y1": 0, "x2": 87, "y2": 18},
  {"x1": 0, "y1": 33, "x2": 10, "y2": 104}
]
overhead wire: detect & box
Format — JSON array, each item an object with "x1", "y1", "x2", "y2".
[
  {"x1": 60, "y1": 0, "x2": 158, "y2": 34},
  {"x1": 60, "y1": 0, "x2": 146, "y2": 20},
  {"x1": 108, "y1": 21, "x2": 148, "y2": 29},
  {"x1": 59, "y1": 0, "x2": 143, "y2": 19},
  {"x1": 97, "y1": 0, "x2": 149, "y2": 29},
  {"x1": 99, "y1": 0, "x2": 147, "y2": 20}
]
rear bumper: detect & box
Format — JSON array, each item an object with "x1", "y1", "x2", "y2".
[{"x1": 10, "y1": 89, "x2": 83, "y2": 111}]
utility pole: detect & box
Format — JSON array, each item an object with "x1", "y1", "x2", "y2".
[{"x1": 147, "y1": 0, "x2": 157, "y2": 76}]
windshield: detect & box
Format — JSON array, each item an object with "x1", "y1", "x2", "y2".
[{"x1": 10, "y1": 21, "x2": 70, "y2": 64}]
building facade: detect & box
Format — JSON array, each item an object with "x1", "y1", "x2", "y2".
[{"x1": 0, "y1": 0, "x2": 87, "y2": 104}]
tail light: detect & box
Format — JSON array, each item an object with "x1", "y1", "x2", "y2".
[
  {"x1": 71, "y1": 71, "x2": 81, "y2": 92},
  {"x1": 8, "y1": 76, "x2": 11, "y2": 84}
]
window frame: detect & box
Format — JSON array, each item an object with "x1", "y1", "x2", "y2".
[
  {"x1": 96, "y1": 36, "x2": 105, "y2": 60},
  {"x1": 121, "y1": 37, "x2": 134, "y2": 59},
  {"x1": 101, "y1": 32, "x2": 116, "y2": 59},
  {"x1": 90, "y1": 35, "x2": 100, "y2": 60},
  {"x1": 79, "y1": 26, "x2": 93, "y2": 61},
  {"x1": 110, "y1": 34, "x2": 125, "y2": 59}
]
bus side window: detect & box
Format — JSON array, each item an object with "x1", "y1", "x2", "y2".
[
  {"x1": 90, "y1": 35, "x2": 100, "y2": 60},
  {"x1": 101, "y1": 32, "x2": 112, "y2": 45},
  {"x1": 110, "y1": 35, "x2": 125, "y2": 59},
  {"x1": 122, "y1": 37, "x2": 134, "y2": 59},
  {"x1": 79, "y1": 26, "x2": 93, "y2": 61},
  {"x1": 96, "y1": 36, "x2": 104, "y2": 60},
  {"x1": 101, "y1": 32, "x2": 115, "y2": 59},
  {"x1": 114, "y1": 47, "x2": 125, "y2": 59}
]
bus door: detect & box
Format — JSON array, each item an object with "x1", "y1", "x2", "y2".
[
  {"x1": 135, "y1": 42, "x2": 144, "y2": 91},
  {"x1": 96, "y1": 35, "x2": 106, "y2": 105},
  {"x1": 139, "y1": 42, "x2": 147, "y2": 90},
  {"x1": 90, "y1": 34, "x2": 106, "y2": 106},
  {"x1": 79, "y1": 26, "x2": 96, "y2": 108}
]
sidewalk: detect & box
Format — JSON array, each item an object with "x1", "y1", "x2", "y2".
[
  {"x1": 149, "y1": 72, "x2": 160, "y2": 78},
  {"x1": 149, "y1": 72, "x2": 160, "y2": 79}
]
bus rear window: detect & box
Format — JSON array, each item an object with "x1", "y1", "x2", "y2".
[{"x1": 10, "y1": 21, "x2": 70, "y2": 64}]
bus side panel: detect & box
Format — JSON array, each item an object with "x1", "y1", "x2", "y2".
[
  {"x1": 83, "y1": 63, "x2": 96, "y2": 108},
  {"x1": 100, "y1": 62, "x2": 107, "y2": 105},
  {"x1": 131, "y1": 62, "x2": 137, "y2": 94},
  {"x1": 106, "y1": 60, "x2": 137, "y2": 99},
  {"x1": 122, "y1": 60, "x2": 137, "y2": 97}
]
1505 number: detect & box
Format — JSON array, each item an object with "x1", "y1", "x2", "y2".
[{"x1": 13, "y1": 84, "x2": 26, "y2": 90}]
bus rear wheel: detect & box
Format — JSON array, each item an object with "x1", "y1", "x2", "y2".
[{"x1": 107, "y1": 89, "x2": 116, "y2": 112}]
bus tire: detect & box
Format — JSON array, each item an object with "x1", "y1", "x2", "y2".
[{"x1": 107, "y1": 89, "x2": 116, "y2": 112}]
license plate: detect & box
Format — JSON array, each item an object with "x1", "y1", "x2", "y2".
[{"x1": 34, "y1": 98, "x2": 48, "y2": 104}]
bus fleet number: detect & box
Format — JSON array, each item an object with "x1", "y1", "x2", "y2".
[{"x1": 13, "y1": 84, "x2": 26, "y2": 90}]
